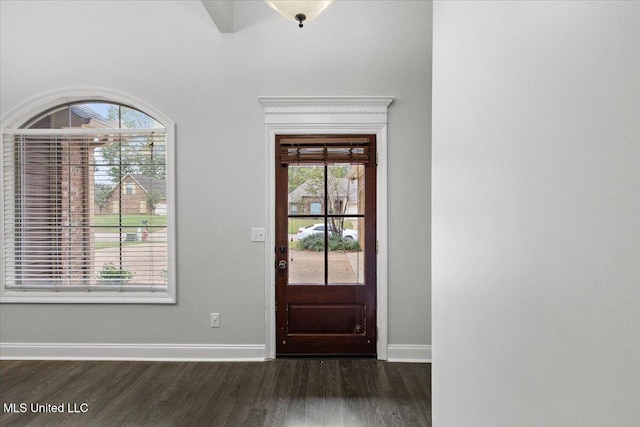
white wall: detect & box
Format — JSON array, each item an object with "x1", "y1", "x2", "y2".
[
  {"x1": 433, "y1": 1, "x2": 639, "y2": 426},
  {"x1": 0, "y1": 1, "x2": 431, "y2": 357}
]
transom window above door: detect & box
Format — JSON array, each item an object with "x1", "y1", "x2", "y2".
[{"x1": 1, "y1": 98, "x2": 175, "y2": 303}]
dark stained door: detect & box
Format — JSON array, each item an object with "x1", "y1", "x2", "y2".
[{"x1": 275, "y1": 135, "x2": 377, "y2": 356}]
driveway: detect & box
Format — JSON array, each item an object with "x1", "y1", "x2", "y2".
[
  {"x1": 288, "y1": 247, "x2": 364, "y2": 284},
  {"x1": 94, "y1": 229, "x2": 167, "y2": 284}
]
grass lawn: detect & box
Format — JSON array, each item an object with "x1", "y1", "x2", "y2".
[
  {"x1": 94, "y1": 214, "x2": 167, "y2": 233},
  {"x1": 95, "y1": 241, "x2": 148, "y2": 250}
]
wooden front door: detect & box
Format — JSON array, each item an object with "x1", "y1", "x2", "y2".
[{"x1": 275, "y1": 135, "x2": 377, "y2": 356}]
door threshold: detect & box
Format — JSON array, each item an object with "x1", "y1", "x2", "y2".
[{"x1": 276, "y1": 354, "x2": 376, "y2": 359}]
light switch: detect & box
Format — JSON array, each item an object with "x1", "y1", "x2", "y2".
[{"x1": 251, "y1": 227, "x2": 265, "y2": 242}]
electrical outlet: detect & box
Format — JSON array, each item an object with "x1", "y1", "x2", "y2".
[
  {"x1": 210, "y1": 313, "x2": 220, "y2": 328},
  {"x1": 251, "y1": 227, "x2": 265, "y2": 242}
]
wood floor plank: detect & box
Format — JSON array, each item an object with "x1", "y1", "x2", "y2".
[
  {"x1": 261, "y1": 360, "x2": 298, "y2": 426},
  {"x1": 178, "y1": 362, "x2": 236, "y2": 425},
  {"x1": 241, "y1": 408, "x2": 268, "y2": 427},
  {"x1": 322, "y1": 359, "x2": 346, "y2": 426},
  {"x1": 0, "y1": 359, "x2": 431, "y2": 427},
  {"x1": 223, "y1": 363, "x2": 270, "y2": 426},
  {"x1": 283, "y1": 360, "x2": 309, "y2": 426},
  {"x1": 245, "y1": 360, "x2": 283, "y2": 424},
  {"x1": 397, "y1": 363, "x2": 433, "y2": 427},
  {"x1": 302, "y1": 359, "x2": 326, "y2": 427}
]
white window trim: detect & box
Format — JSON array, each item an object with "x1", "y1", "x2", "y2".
[
  {"x1": 259, "y1": 96, "x2": 393, "y2": 360},
  {"x1": 0, "y1": 88, "x2": 176, "y2": 304}
]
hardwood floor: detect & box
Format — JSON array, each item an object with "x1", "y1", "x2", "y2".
[{"x1": 0, "y1": 359, "x2": 431, "y2": 426}]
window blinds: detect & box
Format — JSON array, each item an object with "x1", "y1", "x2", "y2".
[
  {"x1": 278, "y1": 136, "x2": 372, "y2": 165},
  {"x1": 2, "y1": 128, "x2": 168, "y2": 291}
]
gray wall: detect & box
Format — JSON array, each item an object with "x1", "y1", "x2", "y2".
[
  {"x1": 433, "y1": 1, "x2": 639, "y2": 425},
  {"x1": 0, "y1": 2, "x2": 431, "y2": 350}
]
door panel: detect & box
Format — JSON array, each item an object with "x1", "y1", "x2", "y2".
[
  {"x1": 276, "y1": 135, "x2": 376, "y2": 356},
  {"x1": 288, "y1": 304, "x2": 364, "y2": 334}
]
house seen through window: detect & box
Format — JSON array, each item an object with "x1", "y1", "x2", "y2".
[{"x1": 1, "y1": 101, "x2": 172, "y2": 301}]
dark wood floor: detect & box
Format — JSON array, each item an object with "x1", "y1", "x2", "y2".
[{"x1": 0, "y1": 359, "x2": 431, "y2": 426}]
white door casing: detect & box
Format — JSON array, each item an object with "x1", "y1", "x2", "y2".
[{"x1": 259, "y1": 96, "x2": 393, "y2": 359}]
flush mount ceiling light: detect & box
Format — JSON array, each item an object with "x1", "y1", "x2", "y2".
[{"x1": 265, "y1": 0, "x2": 334, "y2": 28}]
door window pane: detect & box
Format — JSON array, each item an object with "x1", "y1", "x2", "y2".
[
  {"x1": 288, "y1": 165, "x2": 324, "y2": 215},
  {"x1": 325, "y1": 164, "x2": 365, "y2": 215},
  {"x1": 327, "y1": 216, "x2": 364, "y2": 284},
  {"x1": 328, "y1": 249, "x2": 364, "y2": 284},
  {"x1": 286, "y1": 162, "x2": 367, "y2": 286},
  {"x1": 289, "y1": 217, "x2": 324, "y2": 285}
]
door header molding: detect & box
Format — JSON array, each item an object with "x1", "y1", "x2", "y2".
[{"x1": 259, "y1": 96, "x2": 394, "y2": 125}]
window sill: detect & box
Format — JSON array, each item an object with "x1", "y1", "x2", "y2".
[{"x1": 0, "y1": 289, "x2": 176, "y2": 304}]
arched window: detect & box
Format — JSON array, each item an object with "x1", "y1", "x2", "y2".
[{"x1": 1, "y1": 98, "x2": 175, "y2": 303}]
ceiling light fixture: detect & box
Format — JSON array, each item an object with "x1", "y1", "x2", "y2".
[{"x1": 264, "y1": 0, "x2": 334, "y2": 28}]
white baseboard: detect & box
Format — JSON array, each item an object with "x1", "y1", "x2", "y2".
[
  {"x1": 1, "y1": 342, "x2": 429, "y2": 363},
  {"x1": 0, "y1": 343, "x2": 266, "y2": 362},
  {"x1": 387, "y1": 345, "x2": 432, "y2": 363}
]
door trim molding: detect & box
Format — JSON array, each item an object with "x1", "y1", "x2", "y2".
[{"x1": 259, "y1": 96, "x2": 393, "y2": 360}]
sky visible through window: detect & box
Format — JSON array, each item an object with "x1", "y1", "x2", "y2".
[{"x1": 72, "y1": 102, "x2": 164, "y2": 186}]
